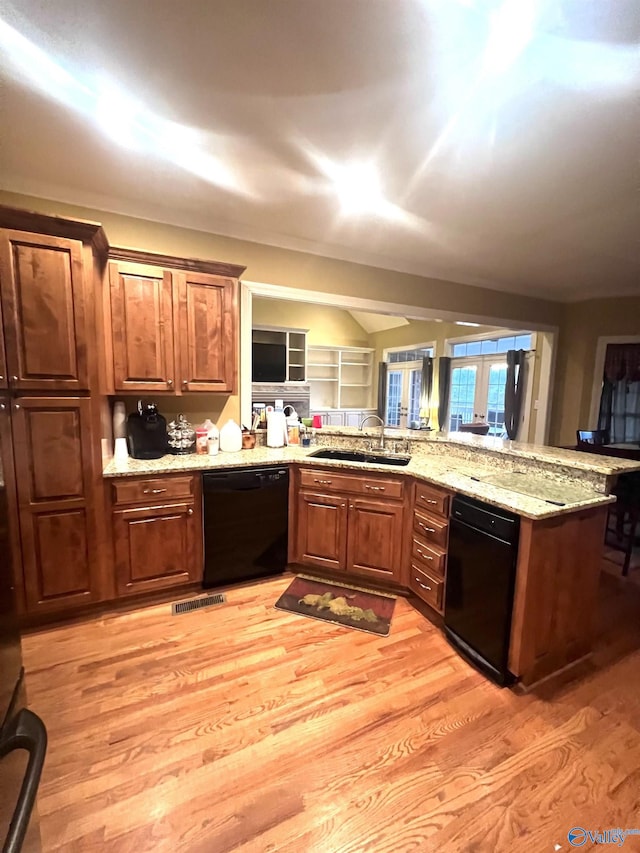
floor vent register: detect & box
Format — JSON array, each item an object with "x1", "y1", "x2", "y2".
[{"x1": 172, "y1": 593, "x2": 227, "y2": 615}]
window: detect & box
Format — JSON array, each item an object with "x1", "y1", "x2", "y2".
[
  {"x1": 449, "y1": 358, "x2": 509, "y2": 436},
  {"x1": 387, "y1": 346, "x2": 434, "y2": 364},
  {"x1": 384, "y1": 344, "x2": 433, "y2": 428},
  {"x1": 452, "y1": 333, "x2": 531, "y2": 358}
]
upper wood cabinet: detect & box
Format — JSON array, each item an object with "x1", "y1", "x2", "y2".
[
  {"x1": 0, "y1": 230, "x2": 90, "y2": 391},
  {"x1": 109, "y1": 261, "x2": 175, "y2": 393},
  {"x1": 106, "y1": 248, "x2": 245, "y2": 395},
  {"x1": 174, "y1": 270, "x2": 237, "y2": 393}
]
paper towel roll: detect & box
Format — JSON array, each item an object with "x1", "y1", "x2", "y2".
[{"x1": 267, "y1": 410, "x2": 288, "y2": 447}]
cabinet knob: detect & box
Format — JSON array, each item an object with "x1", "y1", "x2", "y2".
[
  {"x1": 14, "y1": 403, "x2": 20, "y2": 410},
  {"x1": 167, "y1": 379, "x2": 173, "y2": 387},
  {"x1": 12, "y1": 376, "x2": 18, "y2": 382},
  {"x1": 0, "y1": 403, "x2": 6, "y2": 411},
  {"x1": 187, "y1": 507, "x2": 194, "y2": 516},
  {"x1": 0, "y1": 375, "x2": 3, "y2": 381},
  {"x1": 182, "y1": 379, "x2": 188, "y2": 386}
]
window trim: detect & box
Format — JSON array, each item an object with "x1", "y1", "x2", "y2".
[
  {"x1": 445, "y1": 329, "x2": 534, "y2": 357},
  {"x1": 382, "y1": 341, "x2": 436, "y2": 363}
]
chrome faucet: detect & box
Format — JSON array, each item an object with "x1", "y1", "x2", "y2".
[{"x1": 359, "y1": 414, "x2": 386, "y2": 450}]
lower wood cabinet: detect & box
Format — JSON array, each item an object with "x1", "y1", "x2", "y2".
[
  {"x1": 292, "y1": 467, "x2": 406, "y2": 583},
  {"x1": 407, "y1": 480, "x2": 452, "y2": 614},
  {"x1": 295, "y1": 491, "x2": 348, "y2": 572},
  {"x1": 7, "y1": 396, "x2": 103, "y2": 615},
  {"x1": 110, "y1": 474, "x2": 202, "y2": 597}
]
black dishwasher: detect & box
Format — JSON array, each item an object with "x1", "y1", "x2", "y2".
[
  {"x1": 202, "y1": 466, "x2": 289, "y2": 588},
  {"x1": 444, "y1": 495, "x2": 520, "y2": 686}
]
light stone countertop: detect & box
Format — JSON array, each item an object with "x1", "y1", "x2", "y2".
[{"x1": 102, "y1": 441, "x2": 618, "y2": 521}]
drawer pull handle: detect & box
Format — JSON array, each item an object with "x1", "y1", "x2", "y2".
[
  {"x1": 143, "y1": 488, "x2": 167, "y2": 495},
  {"x1": 313, "y1": 479, "x2": 332, "y2": 485},
  {"x1": 365, "y1": 485, "x2": 385, "y2": 491},
  {"x1": 419, "y1": 523, "x2": 436, "y2": 533},
  {"x1": 421, "y1": 496, "x2": 438, "y2": 505},
  {"x1": 415, "y1": 578, "x2": 432, "y2": 591},
  {"x1": 416, "y1": 549, "x2": 433, "y2": 561}
]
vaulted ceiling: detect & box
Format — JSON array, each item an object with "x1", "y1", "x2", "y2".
[{"x1": 1, "y1": 0, "x2": 639, "y2": 301}]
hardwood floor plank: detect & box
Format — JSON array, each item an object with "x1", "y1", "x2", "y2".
[{"x1": 21, "y1": 570, "x2": 640, "y2": 852}]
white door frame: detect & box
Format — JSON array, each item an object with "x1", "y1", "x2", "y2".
[{"x1": 588, "y1": 335, "x2": 640, "y2": 428}]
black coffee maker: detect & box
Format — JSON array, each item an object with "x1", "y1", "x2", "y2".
[{"x1": 126, "y1": 401, "x2": 168, "y2": 459}]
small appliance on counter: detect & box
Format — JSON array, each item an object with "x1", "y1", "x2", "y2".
[
  {"x1": 167, "y1": 414, "x2": 196, "y2": 455},
  {"x1": 126, "y1": 401, "x2": 168, "y2": 459}
]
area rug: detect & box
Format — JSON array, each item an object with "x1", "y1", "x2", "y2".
[{"x1": 275, "y1": 575, "x2": 396, "y2": 636}]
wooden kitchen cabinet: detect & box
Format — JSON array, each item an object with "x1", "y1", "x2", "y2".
[
  {"x1": 346, "y1": 497, "x2": 404, "y2": 581},
  {"x1": 110, "y1": 473, "x2": 203, "y2": 597},
  {"x1": 106, "y1": 248, "x2": 245, "y2": 395},
  {"x1": 0, "y1": 230, "x2": 90, "y2": 391},
  {"x1": 174, "y1": 270, "x2": 237, "y2": 393},
  {"x1": 10, "y1": 397, "x2": 102, "y2": 614},
  {"x1": 294, "y1": 490, "x2": 348, "y2": 572},
  {"x1": 407, "y1": 479, "x2": 453, "y2": 614},
  {"x1": 292, "y1": 467, "x2": 406, "y2": 583},
  {"x1": 109, "y1": 260, "x2": 175, "y2": 393},
  {"x1": 0, "y1": 299, "x2": 7, "y2": 390}
]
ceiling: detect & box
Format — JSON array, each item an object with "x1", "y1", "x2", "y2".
[{"x1": 1, "y1": 0, "x2": 639, "y2": 302}]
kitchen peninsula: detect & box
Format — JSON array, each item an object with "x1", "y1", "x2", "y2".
[{"x1": 104, "y1": 428, "x2": 639, "y2": 687}]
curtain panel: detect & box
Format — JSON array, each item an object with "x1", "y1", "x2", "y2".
[
  {"x1": 420, "y1": 356, "x2": 434, "y2": 426},
  {"x1": 603, "y1": 343, "x2": 640, "y2": 383},
  {"x1": 504, "y1": 349, "x2": 526, "y2": 440},
  {"x1": 437, "y1": 357, "x2": 451, "y2": 431},
  {"x1": 376, "y1": 362, "x2": 387, "y2": 420}
]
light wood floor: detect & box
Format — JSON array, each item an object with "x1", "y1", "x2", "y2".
[{"x1": 22, "y1": 568, "x2": 640, "y2": 853}]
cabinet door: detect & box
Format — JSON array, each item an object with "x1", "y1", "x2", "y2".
[
  {"x1": 113, "y1": 501, "x2": 201, "y2": 596},
  {"x1": 0, "y1": 230, "x2": 89, "y2": 391},
  {"x1": 346, "y1": 497, "x2": 404, "y2": 582},
  {"x1": 0, "y1": 395, "x2": 24, "y2": 611},
  {"x1": 174, "y1": 271, "x2": 236, "y2": 393},
  {"x1": 11, "y1": 397, "x2": 99, "y2": 613},
  {"x1": 109, "y1": 261, "x2": 175, "y2": 392},
  {"x1": 295, "y1": 491, "x2": 348, "y2": 572},
  {"x1": 0, "y1": 298, "x2": 7, "y2": 389}
]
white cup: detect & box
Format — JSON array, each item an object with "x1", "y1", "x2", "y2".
[{"x1": 114, "y1": 437, "x2": 129, "y2": 462}]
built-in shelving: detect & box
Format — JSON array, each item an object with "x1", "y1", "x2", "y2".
[{"x1": 307, "y1": 345, "x2": 374, "y2": 410}]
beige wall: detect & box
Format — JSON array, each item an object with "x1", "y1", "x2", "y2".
[
  {"x1": 252, "y1": 297, "x2": 370, "y2": 347},
  {"x1": 0, "y1": 190, "x2": 562, "y2": 327},
  {"x1": 549, "y1": 296, "x2": 640, "y2": 447},
  {"x1": 3, "y1": 191, "x2": 637, "y2": 446}
]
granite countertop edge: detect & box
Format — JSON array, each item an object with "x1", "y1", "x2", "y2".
[{"x1": 102, "y1": 446, "x2": 615, "y2": 521}]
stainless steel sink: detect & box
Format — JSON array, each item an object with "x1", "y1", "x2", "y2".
[{"x1": 307, "y1": 448, "x2": 411, "y2": 466}]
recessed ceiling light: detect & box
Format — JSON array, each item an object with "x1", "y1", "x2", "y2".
[{"x1": 455, "y1": 321, "x2": 481, "y2": 327}]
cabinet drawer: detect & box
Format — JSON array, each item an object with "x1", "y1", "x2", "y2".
[
  {"x1": 413, "y1": 508, "x2": 448, "y2": 548},
  {"x1": 112, "y1": 476, "x2": 196, "y2": 506},
  {"x1": 414, "y1": 482, "x2": 450, "y2": 518},
  {"x1": 409, "y1": 565, "x2": 444, "y2": 611},
  {"x1": 411, "y1": 537, "x2": 446, "y2": 578},
  {"x1": 299, "y1": 468, "x2": 403, "y2": 500}
]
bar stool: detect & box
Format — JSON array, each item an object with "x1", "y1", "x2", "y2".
[{"x1": 606, "y1": 473, "x2": 640, "y2": 576}]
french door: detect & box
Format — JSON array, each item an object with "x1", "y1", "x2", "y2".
[
  {"x1": 449, "y1": 357, "x2": 509, "y2": 436},
  {"x1": 385, "y1": 364, "x2": 422, "y2": 428}
]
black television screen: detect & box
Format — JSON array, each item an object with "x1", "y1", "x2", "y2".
[{"x1": 252, "y1": 342, "x2": 287, "y2": 382}]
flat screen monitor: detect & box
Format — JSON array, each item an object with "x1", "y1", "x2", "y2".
[{"x1": 252, "y1": 342, "x2": 287, "y2": 382}]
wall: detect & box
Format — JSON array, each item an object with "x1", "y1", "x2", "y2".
[
  {"x1": 252, "y1": 298, "x2": 370, "y2": 347},
  {"x1": 549, "y1": 296, "x2": 640, "y2": 446},
  {"x1": 0, "y1": 191, "x2": 562, "y2": 328}
]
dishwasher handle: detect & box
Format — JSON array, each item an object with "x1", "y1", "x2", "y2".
[{"x1": 0, "y1": 708, "x2": 48, "y2": 853}]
